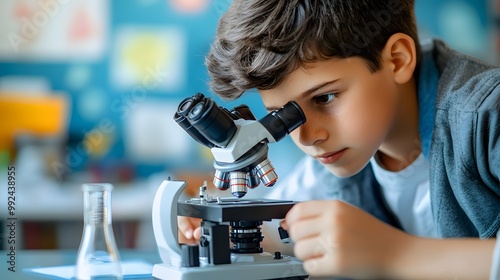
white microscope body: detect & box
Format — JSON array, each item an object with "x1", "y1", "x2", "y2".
[
  {"x1": 151, "y1": 179, "x2": 307, "y2": 280},
  {"x1": 151, "y1": 94, "x2": 307, "y2": 279}
]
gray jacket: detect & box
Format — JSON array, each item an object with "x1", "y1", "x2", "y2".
[{"x1": 428, "y1": 40, "x2": 500, "y2": 238}]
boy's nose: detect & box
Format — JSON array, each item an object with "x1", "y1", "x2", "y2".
[{"x1": 296, "y1": 116, "x2": 328, "y2": 147}]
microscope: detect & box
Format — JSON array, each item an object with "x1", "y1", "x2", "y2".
[{"x1": 152, "y1": 93, "x2": 308, "y2": 280}]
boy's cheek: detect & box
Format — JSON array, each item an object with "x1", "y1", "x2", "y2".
[{"x1": 289, "y1": 131, "x2": 305, "y2": 145}]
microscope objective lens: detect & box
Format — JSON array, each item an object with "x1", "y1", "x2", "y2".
[
  {"x1": 247, "y1": 170, "x2": 260, "y2": 189},
  {"x1": 213, "y1": 170, "x2": 230, "y2": 190},
  {"x1": 255, "y1": 159, "x2": 278, "y2": 186},
  {"x1": 230, "y1": 171, "x2": 247, "y2": 198}
]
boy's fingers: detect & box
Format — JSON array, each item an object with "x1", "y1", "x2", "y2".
[
  {"x1": 177, "y1": 216, "x2": 195, "y2": 239},
  {"x1": 185, "y1": 229, "x2": 194, "y2": 240},
  {"x1": 293, "y1": 236, "x2": 325, "y2": 261},
  {"x1": 178, "y1": 216, "x2": 203, "y2": 241},
  {"x1": 280, "y1": 220, "x2": 288, "y2": 230},
  {"x1": 193, "y1": 227, "x2": 202, "y2": 240},
  {"x1": 285, "y1": 201, "x2": 323, "y2": 226}
]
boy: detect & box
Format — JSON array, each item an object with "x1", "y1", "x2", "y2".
[{"x1": 179, "y1": 0, "x2": 500, "y2": 278}]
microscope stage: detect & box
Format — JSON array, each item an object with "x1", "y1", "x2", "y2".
[{"x1": 177, "y1": 199, "x2": 296, "y2": 223}]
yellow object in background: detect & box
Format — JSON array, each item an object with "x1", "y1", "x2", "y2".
[
  {"x1": 83, "y1": 126, "x2": 115, "y2": 159},
  {"x1": 0, "y1": 93, "x2": 69, "y2": 158}
]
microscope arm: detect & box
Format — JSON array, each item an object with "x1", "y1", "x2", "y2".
[
  {"x1": 152, "y1": 180, "x2": 186, "y2": 267},
  {"x1": 210, "y1": 119, "x2": 275, "y2": 163}
]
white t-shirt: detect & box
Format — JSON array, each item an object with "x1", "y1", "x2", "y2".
[
  {"x1": 265, "y1": 154, "x2": 437, "y2": 238},
  {"x1": 370, "y1": 153, "x2": 437, "y2": 238}
]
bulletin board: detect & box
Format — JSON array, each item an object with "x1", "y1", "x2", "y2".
[{"x1": 0, "y1": 0, "x2": 233, "y2": 176}]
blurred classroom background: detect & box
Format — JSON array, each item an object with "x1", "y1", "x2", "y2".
[{"x1": 0, "y1": 0, "x2": 499, "y2": 251}]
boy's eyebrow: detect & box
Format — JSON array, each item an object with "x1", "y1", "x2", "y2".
[{"x1": 265, "y1": 79, "x2": 341, "y2": 111}]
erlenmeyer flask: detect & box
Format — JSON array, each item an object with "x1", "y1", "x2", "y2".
[{"x1": 75, "y1": 183, "x2": 122, "y2": 280}]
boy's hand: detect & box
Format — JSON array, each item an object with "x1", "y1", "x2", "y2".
[
  {"x1": 177, "y1": 216, "x2": 202, "y2": 244},
  {"x1": 281, "y1": 200, "x2": 410, "y2": 279}
]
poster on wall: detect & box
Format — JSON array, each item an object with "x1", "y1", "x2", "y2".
[
  {"x1": 111, "y1": 27, "x2": 186, "y2": 92},
  {"x1": 123, "y1": 100, "x2": 191, "y2": 164},
  {"x1": 0, "y1": 0, "x2": 108, "y2": 61}
]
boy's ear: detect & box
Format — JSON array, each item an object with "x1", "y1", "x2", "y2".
[{"x1": 382, "y1": 33, "x2": 417, "y2": 84}]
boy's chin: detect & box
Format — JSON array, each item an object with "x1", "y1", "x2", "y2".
[{"x1": 323, "y1": 162, "x2": 369, "y2": 178}]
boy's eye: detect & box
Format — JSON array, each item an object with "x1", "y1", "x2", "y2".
[{"x1": 314, "y1": 93, "x2": 337, "y2": 104}]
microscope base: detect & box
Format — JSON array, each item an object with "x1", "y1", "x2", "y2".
[{"x1": 153, "y1": 257, "x2": 307, "y2": 280}]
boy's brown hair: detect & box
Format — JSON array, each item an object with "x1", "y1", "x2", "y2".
[{"x1": 206, "y1": 0, "x2": 421, "y2": 99}]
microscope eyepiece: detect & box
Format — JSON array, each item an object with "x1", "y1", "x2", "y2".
[
  {"x1": 187, "y1": 102, "x2": 205, "y2": 119},
  {"x1": 186, "y1": 98, "x2": 237, "y2": 147},
  {"x1": 259, "y1": 101, "x2": 306, "y2": 142},
  {"x1": 175, "y1": 94, "x2": 238, "y2": 148},
  {"x1": 174, "y1": 95, "x2": 215, "y2": 148},
  {"x1": 178, "y1": 98, "x2": 195, "y2": 115}
]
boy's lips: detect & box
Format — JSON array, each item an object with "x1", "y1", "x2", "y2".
[{"x1": 315, "y1": 148, "x2": 347, "y2": 164}]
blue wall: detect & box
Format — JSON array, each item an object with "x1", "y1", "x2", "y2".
[{"x1": 0, "y1": 0, "x2": 496, "y2": 180}]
